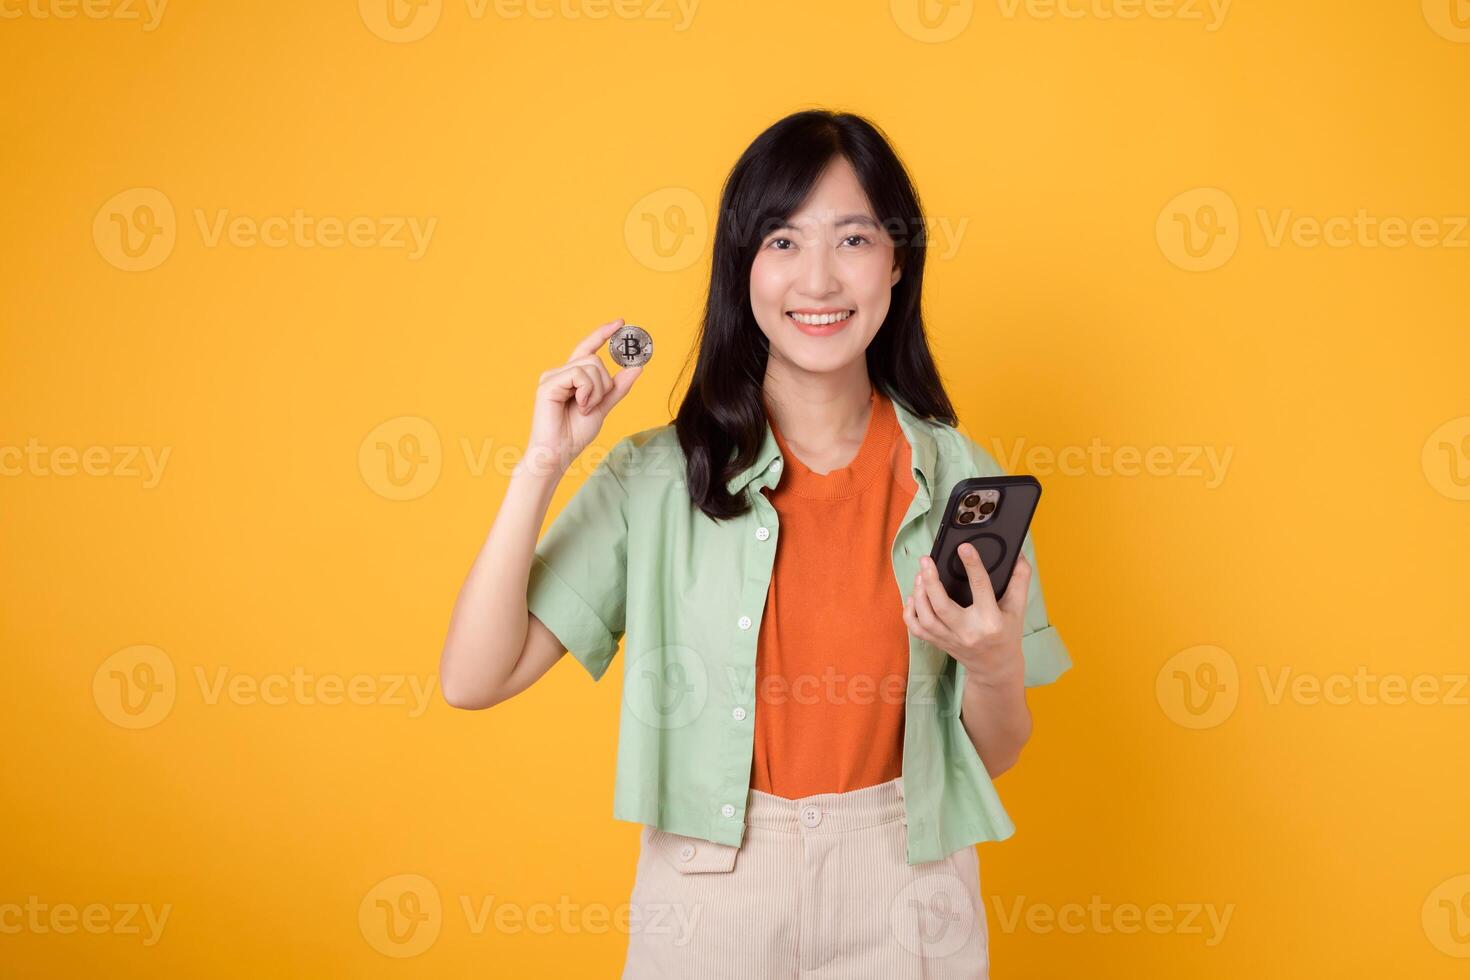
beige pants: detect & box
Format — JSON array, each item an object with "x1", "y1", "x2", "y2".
[{"x1": 621, "y1": 776, "x2": 988, "y2": 979}]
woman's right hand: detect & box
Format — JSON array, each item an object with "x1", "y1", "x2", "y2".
[{"x1": 522, "y1": 317, "x2": 645, "y2": 477}]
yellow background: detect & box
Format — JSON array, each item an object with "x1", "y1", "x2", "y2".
[{"x1": 3, "y1": 0, "x2": 1468, "y2": 975}]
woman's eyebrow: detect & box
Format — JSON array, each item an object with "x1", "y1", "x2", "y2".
[{"x1": 767, "y1": 213, "x2": 880, "y2": 233}]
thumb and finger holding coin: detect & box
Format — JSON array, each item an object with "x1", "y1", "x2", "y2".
[
  {"x1": 584, "y1": 323, "x2": 652, "y2": 413},
  {"x1": 525, "y1": 321, "x2": 651, "y2": 473},
  {"x1": 551, "y1": 321, "x2": 652, "y2": 416},
  {"x1": 581, "y1": 321, "x2": 653, "y2": 410}
]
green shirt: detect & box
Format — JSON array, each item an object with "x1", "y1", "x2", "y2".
[{"x1": 526, "y1": 395, "x2": 1071, "y2": 865}]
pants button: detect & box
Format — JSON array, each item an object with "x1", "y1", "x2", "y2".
[{"x1": 799, "y1": 804, "x2": 822, "y2": 828}]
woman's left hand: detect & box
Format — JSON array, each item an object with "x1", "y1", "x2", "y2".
[{"x1": 903, "y1": 543, "x2": 1031, "y2": 685}]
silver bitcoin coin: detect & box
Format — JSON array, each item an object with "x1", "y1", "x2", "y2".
[{"x1": 608, "y1": 324, "x2": 653, "y2": 367}]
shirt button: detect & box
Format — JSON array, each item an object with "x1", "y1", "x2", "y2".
[
  {"x1": 732, "y1": 706, "x2": 747, "y2": 721},
  {"x1": 769, "y1": 460, "x2": 781, "y2": 472},
  {"x1": 737, "y1": 615, "x2": 752, "y2": 630},
  {"x1": 800, "y1": 804, "x2": 822, "y2": 828},
  {"x1": 721, "y1": 803, "x2": 736, "y2": 818},
  {"x1": 678, "y1": 843, "x2": 696, "y2": 862},
  {"x1": 755, "y1": 526, "x2": 770, "y2": 541}
]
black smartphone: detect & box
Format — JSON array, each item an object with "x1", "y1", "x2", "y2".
[{"x1": 928, "y1": 475, "x2": 1042, "y2": 607}]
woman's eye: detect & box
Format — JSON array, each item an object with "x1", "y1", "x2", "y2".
[
  {"x1": 767, "y1": 237, "x2": 794, "y2": 250},
  {"x1": 842, "y1": 234, "x2": 870, "y2": 247}
]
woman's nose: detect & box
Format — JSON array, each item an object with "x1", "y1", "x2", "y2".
[{"x1": 797, "y1": 240, "x2": 840, "y2": 294}]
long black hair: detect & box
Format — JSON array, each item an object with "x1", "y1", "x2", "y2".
[{"x1": 672, "y1": 108, "x2": 958, "y2": 521}]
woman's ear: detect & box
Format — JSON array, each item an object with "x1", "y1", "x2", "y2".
[{"x1": 890, "y1": 260, "x2": 902, "y2": 288}]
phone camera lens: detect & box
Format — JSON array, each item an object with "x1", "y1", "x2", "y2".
[
  {"x1": 978, "y1": 501, "x2": 996, "y2": 516},
  {"x1": 962, "y1": 494, "x2": 980, "y2": 508},
  {"x1": 957, "y1": 511, "x2": 973, "y2": 525}
]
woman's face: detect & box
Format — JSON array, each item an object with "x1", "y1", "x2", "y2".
[{"x1": 749, "y1": 155, "x2": 901, "y2": 377}]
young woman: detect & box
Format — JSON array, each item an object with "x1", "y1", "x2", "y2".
[{"x1": 441, "y1": 109, "x2": 1071, "y2": 978}]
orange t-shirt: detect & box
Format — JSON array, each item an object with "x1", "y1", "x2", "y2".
[{"x1": 749, "y1": 388, "x2": 919, "y2": 799}]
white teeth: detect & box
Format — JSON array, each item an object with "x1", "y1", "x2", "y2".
[{"x1": 788, "y1": 310, "x2": 853, "y2": 326}]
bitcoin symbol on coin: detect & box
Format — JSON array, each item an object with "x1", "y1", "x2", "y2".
[{"x1": 608, "y1": 324, "x2": 654, "y2": 367}]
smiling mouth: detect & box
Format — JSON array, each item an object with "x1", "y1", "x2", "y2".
[{"x1": 786, "y1": 309, "x2": 855, "y2": 326}]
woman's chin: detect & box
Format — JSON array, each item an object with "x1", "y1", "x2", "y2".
[{"x1": 773, "y1": 342, "x2": 862, "y2": 375}]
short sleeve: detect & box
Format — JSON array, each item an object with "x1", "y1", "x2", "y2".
[
  {"x1": 966, "y1": 436, "x2": 1072, "y2": 687},
  {"x1": 525, "y1": 439, "x2": 630, "y2": 682},
  {"x1": 1015, "y1": 531, "x2": 1071, "y2": 687}
]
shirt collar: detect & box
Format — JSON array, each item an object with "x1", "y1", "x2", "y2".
[{"x1": 724, "y1": 393, "x2": 939, "y2": 497}]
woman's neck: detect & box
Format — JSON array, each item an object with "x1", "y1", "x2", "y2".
[{"x1": 761, "y1": 364, "x2": 875, "y2": 475}]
